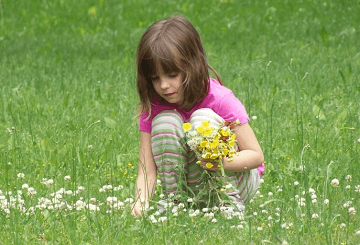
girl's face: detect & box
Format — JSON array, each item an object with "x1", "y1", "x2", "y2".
[{"x1": 151, "y1": 69, "x2": 184, "y2": 105}]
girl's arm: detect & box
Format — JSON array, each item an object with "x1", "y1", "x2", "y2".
[
  {"x1": 222, "y1": 122, "x2": 264, "y2": 172},
  {"x1": 133, "y1": 131, "x2": 157, "y2": 215},
  {"x1": 201, "y1": 122, "x2": 264, "y2": 172}
]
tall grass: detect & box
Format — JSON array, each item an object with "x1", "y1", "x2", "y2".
[{"x1": 1, "y1": 0, "x2": 359, "y2": 244}]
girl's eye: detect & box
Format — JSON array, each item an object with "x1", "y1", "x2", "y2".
[
  {"x1": 168, "y1": 73, "x2": 178, "y2": 78},
  {"x1": 151, "y1": 76, "x2": 159, "y2": 81}
]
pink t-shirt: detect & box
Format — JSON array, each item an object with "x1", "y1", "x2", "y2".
[
  {"x1": 139, "y1": 78, "x2": 250, "y2": 133},
  {"x1": 139, "y1": 78, "x2": 265, "y2": 176}
]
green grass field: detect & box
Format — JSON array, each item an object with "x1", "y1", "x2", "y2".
[{"x1": 1, "y1": 0, "x2": 359, "y2": 244}]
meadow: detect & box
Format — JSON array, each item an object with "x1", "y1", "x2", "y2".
[{"x1": 0, "y1": 0, "x2": 359, "y2": 244}]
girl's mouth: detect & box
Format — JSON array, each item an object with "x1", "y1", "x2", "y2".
[{"x1": 165, "y1": 93, "x2": 176, "y2": 97}]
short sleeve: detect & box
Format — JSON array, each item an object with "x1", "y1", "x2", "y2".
[
  {"x1": 139, "y1": 112, "x2": 152, "y2": 133},
  {"x1": 215, "y1": 92, "x2": 249, "y2": 125}
]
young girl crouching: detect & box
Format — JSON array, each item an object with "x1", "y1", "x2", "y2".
[{"x1": 133, "y1": 15, "x2": 264, "y2": 215}]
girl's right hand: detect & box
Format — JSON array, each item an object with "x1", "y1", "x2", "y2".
[{"x1": 132, "y1": 202, "x2": 143, "y2": 216}]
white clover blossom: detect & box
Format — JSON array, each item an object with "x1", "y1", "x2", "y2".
[
  {"x1": 348, "y1": 207, "x2": 356, "y2": 216},
  {"x1": 345, "y1": 175, "x2": 352, "y2": 181},
  {"x1": 64, "y1": 175, "x2": 71, "y2": 181},
  {"x1": 324, "y1": 199, "x2": 329, "y2": 205},
  {"x1": 17, "y1": 173, "x2": 25, "y2": 179},
  {"x1": 312, "y1": 213, "x2": 319, "y2": 219},
  {"x1": 340, "y1": 223, "x2": 346, "y2": 229},
  {"x1": 331, "y1": 179, "x2": 339, "y2": 187},
  {"x1": 294, "y1": 181, "x2": 299, "y2": 186}
]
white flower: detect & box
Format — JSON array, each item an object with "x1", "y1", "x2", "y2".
[
  {"x1": 309, "y1": 188, "x2": 315, "y2": 194},
  {"x1": 340, "y1": 223, "x2": 346, "y2": 229},
  {"x1": 159, "y1": 194, "x2": 165, "y2": 199},
  {"x1": 187, "y1": 198, "x2": 193, "y2": 203},
  {"x1": 311, "y1": 194, "x2": 317, "y2": 200},
  {"x1": 211, "y1": 218, "x2": 217, "y2": 223},
  {"x1": 22, "y1": 184, "x2": 29, "y2": 189},
  {"x1": 262, "y1": 210, "x2": 268, "y2": 214},
  {"x1": 237, "y1": 224, "x2": 244, "y2": 229},
  {"x1": 355, "y1": 185, "x2": 360, "y2": 193},
  {"x1": 251, "y1": 116, "x2": 257, "y2": 120},
  {"x1": 348, "y1": 207, "x2": 356, "y2": 216},
  {"x1": 294, "y1": 181, "x2": 299, "y2": 186},
  {"x1": 259, "y1": 178, "x2": 264, "y2": 184},
  {"x1": 202, "y1": 208, "x2": 209, "y2": 213},
  {"x1": 17, "y1": 173, "x2": 25, "y2": 179},
  {"x1": 253, "y1": 212, "x2": 258, "y2": 216},
  {"x1": 268, "y1": 192, "x2": 273, "y2": 196},
  {"x1": 64, "y1": 175, "x2": 71, "y2": 181},
  {"x1": 312, "y1": 213, "x2": 319, "y2": 219},
  {"x1": 324, "y1": 199, "x2": 329, "y2": 205},
  {"x1": 257, "y1": 227, "x2": 263, "y2": 231},
  {"x1": 346, "y1": 185, "x2": 351, "y2": 190},
  {"x1": 99, "y1": 188, "x2": 105, "y2": 193},
  {"x1": 345, "y1": 175, "x2": 352, "y2": 181},
  {"x1": 356, "y1": 230, "x2": 360, "y2": 235},
  {"x1": 312, "y1": 199, "x2": 317, "y2": 204},
  {"x1": 331, "y1": 179, "x2": 339, "y2": 187},
  {"x1": 158, "y1": 216, "x2": 167, "y2": 222}
]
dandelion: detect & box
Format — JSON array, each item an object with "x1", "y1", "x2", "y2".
[{"x1": 331, "y1": 179, "x2": 339, "y2": 187}]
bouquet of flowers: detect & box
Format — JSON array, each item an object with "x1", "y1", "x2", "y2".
[{"x1": 182, "y1": 119, "x2": 240, "y2": 206}]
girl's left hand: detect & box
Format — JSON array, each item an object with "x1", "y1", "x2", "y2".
[{"x1": 200, "y1": 159, "x2": 220, "y2": 172}]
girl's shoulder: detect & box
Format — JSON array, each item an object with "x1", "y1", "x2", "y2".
[{"x1": 208, "y1": 78, "x2": 233, "y2": 98}]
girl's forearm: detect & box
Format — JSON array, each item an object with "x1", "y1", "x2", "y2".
[
  {"x1": 223, "y1": 149, "x2": 264, "y2": 172},
  {"x1": 134, "y1": 171, "x2": 157, "y2": 205}
]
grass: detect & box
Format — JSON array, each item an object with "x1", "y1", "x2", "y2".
[{"x1": 0, "y1": 0, "x2": 360, "y2": 244}]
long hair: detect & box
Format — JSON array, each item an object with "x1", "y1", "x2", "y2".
[{"x1": 136, "y1": 15, "x2": 222, "y2": 118}]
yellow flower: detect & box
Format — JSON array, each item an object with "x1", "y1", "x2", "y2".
[
  {"x1": 200, "y1": 140, "x2": 208, "y2": 148},
  {"x1": 228, "y1": 140, "x2": 236, "y2": 147},
  {"x1": 231, "y1": 134, "x2": 236, "y2": 140},
  {"x1": 210, "y1": 154, "x2": 218, "y2": 160},
  {"x1": 206, "y1": 162, "x2": 214, "y2": 169},
  {"x1": 203, "y1": 127, "x2": 213, "y2": 137},
  {"x1": 201, "y1": 121, "x2": 210, "y2": 129},
  {"x1": 222, "y1": 149, "x2": 229, "y2": 156},
  {"x1": 203, "y1": 152, "x2": 211, "y2": 159},
  {"x1": 235, "y1": 119, "x2": 240, "y2": 124},
  {"x1": 196, "y1": 160, "x2": 201, "y2": 165},
  {"x1": 183, "y1": 122, "x2": 192, "y2": 132},
  {"x1": 197, "y1": 126, "x2": 204, "y2": 134},
  {"x1": 210, "y1": 140, "x2": 219, "y2": 148}
]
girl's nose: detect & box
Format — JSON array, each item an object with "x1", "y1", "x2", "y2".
[{"x1": 160, "y1": 78, "x2": 170, "y2": 90}]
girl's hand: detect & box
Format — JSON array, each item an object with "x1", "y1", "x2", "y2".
[
  {"x1": 200, "y1": 159, "x2": 220, "y2": 172},
  {"x1": 132, "y1": 202, "x2": 143, "y2": 216}
]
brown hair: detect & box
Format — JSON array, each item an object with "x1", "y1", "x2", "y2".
[{"x1": 136, "y1": 15, "x2": 222, "y2": 118}]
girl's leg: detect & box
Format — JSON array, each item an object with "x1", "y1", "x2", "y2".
[
  {"x1": 151, "y1": 110, "x2": 196, "y2": 196},
  {"x1": 190, "y1": 108, "x2": 260, "y2": 210}
]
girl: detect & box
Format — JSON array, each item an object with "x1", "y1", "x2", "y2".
[{"x1": 133, "y1": 15, "x2": 264, "y2": 215}]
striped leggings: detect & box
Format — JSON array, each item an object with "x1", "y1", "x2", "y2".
[{"x1": 151, "y1": 108, "x2": 261, "y2": 210}]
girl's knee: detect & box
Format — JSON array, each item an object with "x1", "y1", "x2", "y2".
[
  {"x1": 190, "y1": 108, "x2": 224, "y2": 128},
  {"x1": 152, "y1": 110, "x2": 184, "y2": 134}
]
